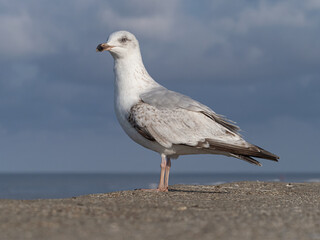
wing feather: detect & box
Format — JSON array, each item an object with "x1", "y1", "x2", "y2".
[
  {"x1": 128, "y1": 100, "x2": 279, "y2": 162},
  {"x1": 128, "y1": 101, "x2": 242, "y2": 149},
  {"x1": 140, "y1": 87, "x2": 240, "y2": 134}
]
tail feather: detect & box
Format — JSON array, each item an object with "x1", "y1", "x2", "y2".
[
  {"x1": 251, "y1": 145, "x2": 279, "y2": 161},
  {"x1": 205, "y1": 138, "x2": 279, "y2": 163},
  {"x1": 230, "y1": 154, "x2": 262, "y2": 166}
]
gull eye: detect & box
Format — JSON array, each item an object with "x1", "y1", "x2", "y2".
[{"x1": 120, "y1": 37, "x2": 128, "y2": 43}]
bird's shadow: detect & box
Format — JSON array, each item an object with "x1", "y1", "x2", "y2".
[{"x1": 168, "y1": 188, "x2": 228, "y2": 194}]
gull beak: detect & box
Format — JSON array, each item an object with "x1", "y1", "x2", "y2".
[{"x1": 96, "y1": 43, "x2": 114, "y2": 52}]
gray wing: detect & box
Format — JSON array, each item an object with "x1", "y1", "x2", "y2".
[
  {"x1": 128, "y1": 101, "x2": 279, "y2": 164},
  {"x1": 135, "y1": 88, "x2": 279, "y2": 164},
  {"x1": 128, "y1": 101, "x2": 241, "y2": 149},
  {"x1": 140, "y1": 86, "x2": 240, "y2": 133}
]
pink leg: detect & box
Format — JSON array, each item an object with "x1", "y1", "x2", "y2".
[
  {"x1": 140, "y1": 154, "x2": 168, "y2": 192},
  {"x1": 157, "y1": 154, "x2": 167, "y2": 191},
  {"x1": 164, "y1": 157, "x2": 171, "y2": 190}
]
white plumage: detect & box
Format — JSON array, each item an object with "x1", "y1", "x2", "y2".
[{"x1": 97, "y1": 30, "x2": 279, "y2": 191}]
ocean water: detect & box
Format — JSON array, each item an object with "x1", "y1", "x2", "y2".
[{"x1": 0, "y1": 172, "x2": 319, "y2": 200}]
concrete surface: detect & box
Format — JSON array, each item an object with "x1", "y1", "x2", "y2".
[{"x1": 0, "y1": 181, "x2": 319, "y2": 240}]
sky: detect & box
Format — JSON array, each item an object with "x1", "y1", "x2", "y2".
[{"x1": 0, "y1": 0, "x2": 319, "y2": 173}]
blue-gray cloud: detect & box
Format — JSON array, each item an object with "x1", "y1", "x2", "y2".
[{"x1": 0, "y1": 0, "x2": 319, "y2": 172}]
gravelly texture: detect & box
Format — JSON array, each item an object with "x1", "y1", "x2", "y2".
[{"x1": 0, "y1": 182, "x2": 319, "y2": 240}]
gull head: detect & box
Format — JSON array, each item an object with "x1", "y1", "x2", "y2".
[{"x1": 96, "y1": 31, "x2": 140, "y2": 59}]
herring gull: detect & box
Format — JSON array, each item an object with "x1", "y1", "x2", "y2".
[{"x1": 96, "y1": 31, "x2": 279, "y2": 192}]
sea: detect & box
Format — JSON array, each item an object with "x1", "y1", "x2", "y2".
[{"x1": 0, "y1": 172, "x2": 319, "y2": 200}]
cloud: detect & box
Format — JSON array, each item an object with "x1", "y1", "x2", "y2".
[
  {"x1": 1, "y1": 0, "x2": 319, "y2": 125},
  {"x1": 98, "y1": 0, "x2": 181, "y2": 41},
  {"x1": 0, "y1": 13, "x2": 54, "y2": 57},
  {"x1": 234, "y1": 1, "x2": 307, "y2": 32},
  {"x1": 1, "y1": 0, "x2": 320, "y2": 172},
  {"x1": 0, "y1": 0, "x2": 99, "y2": 59},
  {"x1": 95, "y1": 0, "x2": 320, "y2": 88}
]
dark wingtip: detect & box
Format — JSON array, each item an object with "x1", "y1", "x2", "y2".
[
  {"x1": 253, "y1": 145, "x2": 280, "y2": 162},
  {"x1": 265, "y1": 152, "x2": 280, "y2": 162}
]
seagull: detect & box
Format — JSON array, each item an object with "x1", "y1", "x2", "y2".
[{"x1": 96, "y1": 30, "x2": 279, "y2": 192}]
